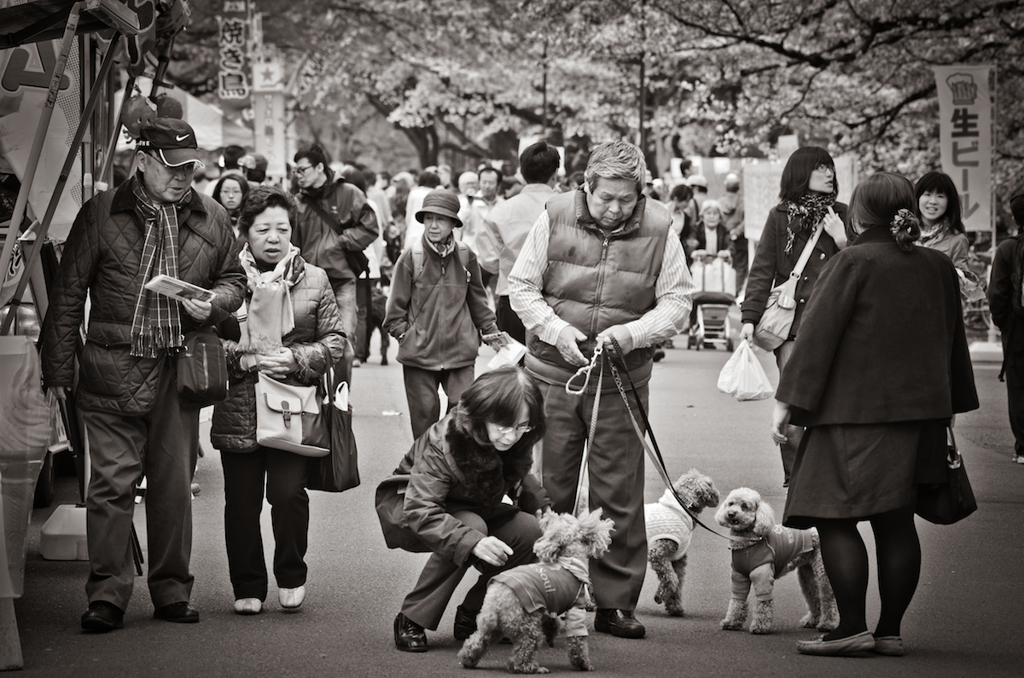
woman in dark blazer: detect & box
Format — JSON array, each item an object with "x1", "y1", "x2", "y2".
[
  {"x1": 770, "y1": 172, "x2": 978, "y2": 657},
  {"x1": 740, "y1": 147, "x2": 850, "y2": 485}
]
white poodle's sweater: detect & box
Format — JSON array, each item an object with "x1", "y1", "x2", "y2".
[{"x1": 644, "y1": 489, "x2": 694, "y2": 561}]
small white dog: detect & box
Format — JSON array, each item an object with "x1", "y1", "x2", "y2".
[
  {"x1": 644, "y1": 469, "x2": 720, "y2": 616},
  {"x1": 716, "y1": 487, "x2": 838, "y2": 634}
]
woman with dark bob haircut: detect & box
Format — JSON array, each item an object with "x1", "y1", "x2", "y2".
[
  {"x1": 740, "y1": 146, "x2": 850, "y2": 486},
  {"x1": 770, "y1": 172, "x2": 977, "y2": 656},
  {"x1": 210, "y1": 184, "x2": 346, "y2": 616},
  {"x1": 381, "y1": 365, "x2": 551, "y2": 653},
  {"x1": 913, "y1": 171, "x2": 969, "y2": 270}
]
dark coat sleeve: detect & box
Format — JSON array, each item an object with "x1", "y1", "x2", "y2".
[
  {"x1": 989, "y1": 237, "x2": 1019, "y2": 332},
  {"x1": 464, "y1": 248, "x2": 499, "y2": 335},
  {"x1": 741, "y1": 211, "x2": 783, "y2": 325}
]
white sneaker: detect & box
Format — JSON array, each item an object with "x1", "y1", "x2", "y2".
[
  {"x1": 279, "y1": 586, "x2": 305, "y2": 609},
  {"x1": 234, "y1": 598, "x2": 262, "y2": 615},
  {"x1": 1013, "y1": 455, "x2": 1024, "y2": 465}
]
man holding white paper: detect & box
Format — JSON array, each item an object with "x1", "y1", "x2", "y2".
[{"x1": 41, "y1": 118, "x2": 246, "y2": 632}]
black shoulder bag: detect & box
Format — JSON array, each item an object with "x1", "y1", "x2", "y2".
[{"x1": 305, "y1": 198, "x2": 370, "y2": 276}]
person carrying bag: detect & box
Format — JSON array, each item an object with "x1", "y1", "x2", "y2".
[{"x1": 752, "y1": 225, "x2": 822, "y2": 351}]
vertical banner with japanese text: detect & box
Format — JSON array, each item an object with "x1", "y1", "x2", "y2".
[
  {"x1": 933, "y1": 65, "x2": 993, "y2": 232},
  {"x1": 252, "y1": 60, "x2": 286, "y2": 179},
  {"x1": 217, "y1": 0, "x2": 251, "y2": 126}
]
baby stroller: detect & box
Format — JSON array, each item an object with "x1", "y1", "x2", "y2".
[{"x1": 686, "y1": 250, "x2": 737, "y2": 351}]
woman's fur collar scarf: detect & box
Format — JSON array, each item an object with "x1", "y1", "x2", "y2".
[{"x1": 446, "y1": 420, "x2": 533, "y2": 503}]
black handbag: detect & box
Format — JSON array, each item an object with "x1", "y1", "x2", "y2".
[
  {"x1": 916, "y1": 427, "x2": 978, "y2": 525},
  {"x1": 306, "y1": 340, "x2": 360, "y2": 492},
  {"x1": 176, "y1": 328, "x2": 229, "y2": 406}
]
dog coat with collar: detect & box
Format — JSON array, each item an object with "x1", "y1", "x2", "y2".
[
  {"x1": 731, "y1": 525, "x2": 814, "y2": 600},
  {"x1": 490, "y1": 557, "x2": 591, "y2": 636},
  {"x1": 645, "y1": 488, "x2": 694, "y2": 561}
]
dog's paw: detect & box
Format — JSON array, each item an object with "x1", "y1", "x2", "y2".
[
  {"x1": 721, "y1": 618, "x2": 743, "y2": 631},
  {"x1": 800, "y1": 612, "x2": 817, "y2": 629}
]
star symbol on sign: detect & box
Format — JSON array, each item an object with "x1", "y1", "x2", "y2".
[{"x1": 261, "y1": 67, "x2": 276, "y2": 85}]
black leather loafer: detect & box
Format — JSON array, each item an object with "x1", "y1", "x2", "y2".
[
  {"x1": 394, "y1": 612, "x2": 428, "y2": 652},
  {"x1": 595, "y1": 608, "x2": 646, "y2": 639},
  {"x1": 81, "y1": 601, "x2": 124, "y2": 632},
  {"x1": 153, "y1": 601, "x2": 200, "y2": 624},
  {"x1": 453, "y1": 605, "x2": 478, "y2": 640}
]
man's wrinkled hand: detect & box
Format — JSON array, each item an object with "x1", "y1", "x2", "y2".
[
  {"x1": 556, "y1": 325, "x2": 588, "y2": 366},
  {"x1": 597, "y1": 324, "x2": 633, "y2": 356},
  {"x1": 181, "y1": 298, "x2": 212, "y2": 322}
]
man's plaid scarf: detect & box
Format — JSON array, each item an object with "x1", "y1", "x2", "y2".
[{"x1": 130, "y1": 177, "x2": 190, "y2": 357}]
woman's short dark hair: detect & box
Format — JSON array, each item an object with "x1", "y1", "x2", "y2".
[
  {"x1": 849, "y1": 172, "x2": 921, "y2": 252},
  {"x1": 779, "y1": 146, "x2": 836, "y2": 203},
  {"x1": 212, "y1": 173, "x2": 250, "y2": 208},
  {"x1": 914, "y1": 171, "x2": 965, "y2": 235},
  {"x1": 454, "y1": 366, "x2": 545, "y2": 449},
  {"x1": 669, "y1": 183, "x2": 693, "y2": 203},
  {"x1": 237, "y1": 185, "x2": 298, "y2": 235}
]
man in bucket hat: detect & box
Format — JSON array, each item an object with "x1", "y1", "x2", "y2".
[
  {"x1": 384, "y1": 188, "x2": 504, "y2": 440},
  {"x1": 42, "y1": 117, "x2": 246, "y2": 631}
]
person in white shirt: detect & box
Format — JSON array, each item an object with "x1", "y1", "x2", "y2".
[{"x1": 477, "y1": 142, "x2": 561, "y2": 344}]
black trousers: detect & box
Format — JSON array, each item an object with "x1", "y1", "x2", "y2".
[
  {"x1": 1006, "y1": 358, "x2": 1024, "y2": 457},
  {"x1": 220, "y1": 446, "x2": 309, "y2": 600},
  {"x1": 496, "y1": 295, "x2": 527, "y2": 346}
]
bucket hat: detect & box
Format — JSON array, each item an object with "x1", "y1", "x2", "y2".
[{"x1": 415, "y1": 188, "x2": 463, "y2": 227}]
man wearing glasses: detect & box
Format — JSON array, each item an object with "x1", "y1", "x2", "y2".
[
  {"x1": 291, "y1": 145, "x2": 379, "y2": 354},
  {"x1": 41, "y1": 117, "x2": 246, "y2": 631}
]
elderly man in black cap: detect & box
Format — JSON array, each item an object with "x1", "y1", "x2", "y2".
[
  {"x1": 41, "y1": 118, "x2": 246, "y2": 631},
  {"x1": 384, "y1": 188, "x2": 502, "y2": 439},
  {"x1": 989, "y1": 190, "x2": 1024, "y2": 464}
]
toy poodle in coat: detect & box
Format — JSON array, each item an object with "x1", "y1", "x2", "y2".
[
  {"x1": 716, "y1": 487, "x2": 838, "y2": 634},
  {"x1": 458, "y1": 508, "x2": 615, "y2": 674},
  {"x1": 644, "y1": 469, "x2": 720, "y2": 616}
]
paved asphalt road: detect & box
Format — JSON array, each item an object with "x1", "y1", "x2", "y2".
[{"x1": 12, "y1": 334, "x2": 1024, "y2": 677}]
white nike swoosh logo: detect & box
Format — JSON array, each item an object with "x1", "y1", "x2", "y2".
[{"x1": 176, "y1": 134, "x2": 189, "y2": 141}]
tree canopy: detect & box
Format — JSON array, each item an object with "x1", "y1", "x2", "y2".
[{"x1": 167, "y1": 0, "x2": 1024, "y2": 205}]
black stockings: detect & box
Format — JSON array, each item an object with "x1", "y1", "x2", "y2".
[{"x1": 815, "y1": 506, "x2": 920, "y2": 640}]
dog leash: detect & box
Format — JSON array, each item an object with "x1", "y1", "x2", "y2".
[
  {"x1": 566, "y1": 344, "x2": 604, "y2": 516},
  {"x1": 603, "y1": 338, "x2": 740, "y2": 542}
]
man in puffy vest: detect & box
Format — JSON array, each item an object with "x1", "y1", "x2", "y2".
[{"x1": 509, "y1": 140, "x2": 694, "y2": 639}]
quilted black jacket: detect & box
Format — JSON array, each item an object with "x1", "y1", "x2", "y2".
[
  {"x1": 41, "y1": 180, "x2": 246, "y2": 414},
  {"x1": 210, "y1": 262, "x2": 347, "y2": 452}
]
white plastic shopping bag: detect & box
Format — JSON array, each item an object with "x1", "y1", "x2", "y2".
[{"x1": 717, "y1": 340, "x2": 775, "y2": 401}]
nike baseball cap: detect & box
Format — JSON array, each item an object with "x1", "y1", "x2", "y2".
[{"x1": 138, "y1": 118, "x2": 204, "y2": 169}]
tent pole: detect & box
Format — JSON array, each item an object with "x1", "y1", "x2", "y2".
[
  {"x1": 98, "y1": 73, "x2": 136, "y2": 186},
  {"x1": 0, "y1": 1, "x2": 86, "y2": 329},
  {"x1": 1, "y1": 30, "x2": 121, "y2": 336}
]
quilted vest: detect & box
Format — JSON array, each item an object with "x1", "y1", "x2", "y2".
[{"x1": 525, "y1": 190, "x2": 670, "y2": 389}]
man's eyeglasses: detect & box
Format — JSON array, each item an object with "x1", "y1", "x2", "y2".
[
  {"x1": 146, "y1": 152, "x2": 199, "y2": 175},
  {"x1": 495, "y1": 424, "x2": 534, "y2": 436},
  {"x1": 292, "y1": 164, "x2": 314, "y2": 177}
]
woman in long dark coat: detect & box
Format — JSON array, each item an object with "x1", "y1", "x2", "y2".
[{"x1": 770, "y1": 172, "x2": 978, "y2": 657}]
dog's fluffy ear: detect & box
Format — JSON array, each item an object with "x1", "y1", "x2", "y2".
[
  {"x1": 714, "y1": 496, "x2": 731, "y2": 526},
  {"x1": 752, "y1": 496, "x2": 775, "y2": 535},
  {"x1": 577, "y1": 508, "x2": 615, "y2": 556},
  {"x1": 533, "y1": 513, "x2": 571, "y2": 562}
]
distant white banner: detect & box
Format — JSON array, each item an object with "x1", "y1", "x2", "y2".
[{"x1": 933, "y1": 65, "x2": 993, "y2": 232}]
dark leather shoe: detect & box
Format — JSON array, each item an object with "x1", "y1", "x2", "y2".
[
  {"x1": 394, "y1": 613, "x2": 428, "y2": 652},
  {"x1": 595, "y1": 608, "x2": 646, "y2": 639},
  {"x1": 453, "y1": 605, "x2": 478, "y2": 640},
  {"x1": 153, "y1": 601, "x2": 200, "y2": 624},
  {"x1": 81, "y1": 601, "x2": 124, "y2": 632}
]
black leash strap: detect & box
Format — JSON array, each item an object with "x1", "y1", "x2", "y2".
[{"x1": 606, "y1": 337, "x2": 738, "y2": 542}]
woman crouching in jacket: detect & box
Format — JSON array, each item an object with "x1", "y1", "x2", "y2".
[
  {"x1": 384, "y1": 366, "x2": 549, "y2": 653},
  {"x1": 210, "y1": 185, "x2": 346, "y2": 616}
]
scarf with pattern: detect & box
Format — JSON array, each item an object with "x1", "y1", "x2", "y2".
[
  {"x1": 130, "y1": 177, "x2": 189, "y2": 357},
  {"x1": 918, "y1": 216, "x2": 951, "y2": 249},
  {"x1": 237, "y1": 244, "x2": 304, "y2": 354},
  {"x1": 782, "y1": 190, "x2": 837, "y2": 255}
]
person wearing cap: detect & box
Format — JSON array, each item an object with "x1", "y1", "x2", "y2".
[
  {"x1": 384, "y1": 188, "x2": 503, "y2": 440},
  {"x1": 509, "y1": 139, "x2": 694, "y2": 639},
  {"x1": 41, "y1": 117, "x2": 246, "y2": 631},
  {"x1": 291, "y1": 144, "x2": 379, "y2": 357},
  {"x1": 988, "y1": 190, "x2": 1024, "y2": 464}
]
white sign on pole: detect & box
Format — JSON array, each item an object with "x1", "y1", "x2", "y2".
[{"x1": 933, "y1": 65, "x2": 993, "y2": 232}]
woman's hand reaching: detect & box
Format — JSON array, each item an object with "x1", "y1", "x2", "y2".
[{"x1": 471, "y1": 536, "x2": 514, "y2": 567}]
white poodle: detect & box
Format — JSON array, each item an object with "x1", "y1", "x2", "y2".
[{"x1": 716, "y1": 487, "x2": 838, "y2": 634}]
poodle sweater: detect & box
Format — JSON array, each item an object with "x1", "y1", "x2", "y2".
[
  {"x1": 490, "y1": 557, "x2": 590, "y2": 636},
  {"x1": 731, "y1": 525, "x2": 813, "y2": 600},
  {"x1": 644, "y1": 489, "x2": 694, "y2": 561}
]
